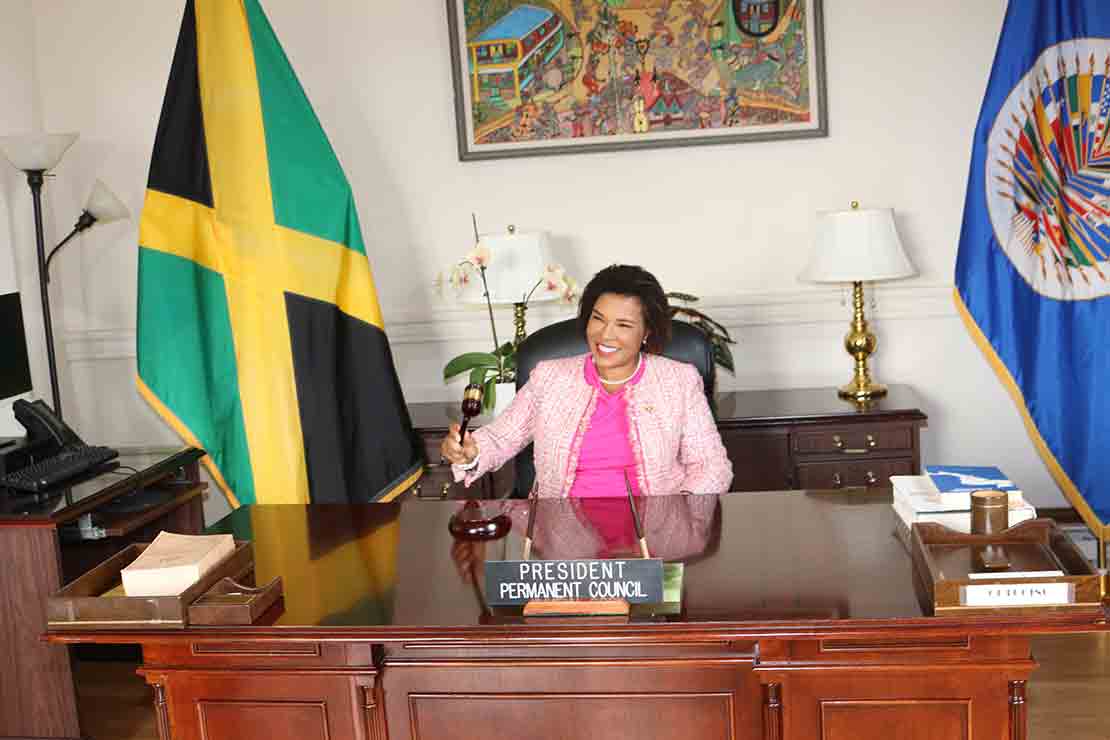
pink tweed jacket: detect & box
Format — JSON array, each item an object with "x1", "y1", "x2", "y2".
[{"x1": 455, "y1": 353, "x2": 733, "y2": 497}]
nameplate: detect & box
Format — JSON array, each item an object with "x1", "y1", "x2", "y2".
[
  {"x1": 960, "y1": 582, "x2": 1073, "y2": 607},
  {"x1": 485, "y1": 559, "x2": 664, "y2": 606}
]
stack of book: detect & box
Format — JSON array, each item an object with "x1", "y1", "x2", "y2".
[{"x1": 890, "y1": 465, "x2": 1036, "y2": 547}]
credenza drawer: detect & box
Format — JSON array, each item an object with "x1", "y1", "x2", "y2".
[
  {"x1": 795, "y1": 458, "x2": 915, "y2": 490},
  {"x1": 793, "y1": 424, "x2": 914, "y2": 456}
]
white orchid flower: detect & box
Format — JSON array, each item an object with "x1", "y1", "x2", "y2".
[
  {"x1": 448, "y1": 262, "x2": 473, "y2": 290},
  {"x1": 465, "y1": 243, "x2": 491, "y2": 268}
]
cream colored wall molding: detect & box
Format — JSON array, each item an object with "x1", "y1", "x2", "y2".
[{"x1": 60, "y1": 283, "x2": 956, "y2": 361}]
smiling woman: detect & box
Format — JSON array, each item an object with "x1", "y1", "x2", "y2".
[{"x1": 440, "y1": 265, "x2": 733, "y2": 498}]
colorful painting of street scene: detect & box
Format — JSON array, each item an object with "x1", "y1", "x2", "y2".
[{"x1": 452, "y1": 0, "x2": 823, "y2": 156}]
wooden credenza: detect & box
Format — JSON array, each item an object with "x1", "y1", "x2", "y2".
[
  {"x1": 49, "y1": 493, "x2": 1105, "y2": 740},
  {"x1": 409, "y1": 385, "x2": 927, "y2": 495},
  {"x1": 0, "y1": 448, "x2": 206, "y2": 740}
]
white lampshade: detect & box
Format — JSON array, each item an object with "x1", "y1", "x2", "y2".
[
  {"x1": 477, "y1": 228, "x2": 554, "y2": 304},
  {"x1": 800, "y1": 206, "x2": 916, "y2": 283},
  {"x1": 0, "y1": 132, "x2": 78, "y2": 171},
  {"x1": 84, "y1": 179, "x2": 130, "y2": 224}
]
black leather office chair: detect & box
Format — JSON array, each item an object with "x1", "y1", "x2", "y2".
[{"x1": 510, "y1": 318, "x2": 716, "y2": 497}]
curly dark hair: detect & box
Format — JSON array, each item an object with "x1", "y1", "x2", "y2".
[{"x1": 576, "y1": 264, "x2": 671, "y2": 354}]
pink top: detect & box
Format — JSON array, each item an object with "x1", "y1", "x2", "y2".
[{"x1": 568, "y1": 356, "x2": 645, "y2": 498}]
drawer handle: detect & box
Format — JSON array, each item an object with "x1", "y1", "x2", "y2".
[
  {"x1": 412, "y1": 479, "x2": 451, "y2": 501},
  {"x1": 865, "y1": 470, "x2": 878, "y2": 486},
  {"x1": 832, "y1": 434, "x2": 871, "y2": 455},
  {"x1": 832, "y1": 472, "x2": 843, "y2": 488}
]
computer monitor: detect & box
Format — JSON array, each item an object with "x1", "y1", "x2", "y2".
[{"x1": 0, "y1": 290, "x2": 33, "y2": 438}]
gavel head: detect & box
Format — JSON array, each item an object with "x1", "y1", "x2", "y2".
[{"x1": 461, "y1": 383, "x2": 484, "y2": 418}]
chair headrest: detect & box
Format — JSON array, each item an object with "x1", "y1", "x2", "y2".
[{"x1": 516, "y1": 318, "x2": 715, "y2": 398}]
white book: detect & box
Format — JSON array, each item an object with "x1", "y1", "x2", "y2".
[
  {"x1": 891, "y1": 495, "x2": 1036, "y2": 534},
  {"x1": 890, "y1": 475, "x2": 1025, "y2": 512},
  {"x1": 121, "y1": 531, "x2": 235, "y2": 597}
]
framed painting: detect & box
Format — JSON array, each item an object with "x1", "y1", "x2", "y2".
[{"x1": 446, "y1": 0, "x2": 827, "y2": 160}]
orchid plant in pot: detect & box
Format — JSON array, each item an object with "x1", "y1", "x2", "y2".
[{"x1": 439, "y1": 242, "x2": 577, "y2": 413}]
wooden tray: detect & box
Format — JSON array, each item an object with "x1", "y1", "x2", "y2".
[
  {"x1": 48, "y1": 540, "x2": 253, "y2": 630},
  {"x1": 910, "y1": 519, "x2": 1102, "y2": 617},
  {"x1": 188, "y1": 576, "x2": 283, "y2": 625}
]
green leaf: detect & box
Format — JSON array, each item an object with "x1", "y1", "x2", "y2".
[
  {"x1": 482, "y1": 376, "x2": 498, "y2": 412},
  {"x1": 443, "y1": 352, "x2": 499, "y2": 381},
  {"x1": 714, "y1": 343, "x2": 736, "y2": 374},
  {"x1": 665, "y1": 291, "x2": 700, "y2": 304},
  {"x1": 493, "y1": 341, "x2": 515, "y2": 357},
  {"x1": 469, "y1": 366, "x2": 489, "y2": 385}
]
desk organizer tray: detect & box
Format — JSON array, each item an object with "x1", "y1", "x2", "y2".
[
  {"x1": 48, "y1": 540, "x2": 254, "y2": 630},
  {"x1": 910, "y1": 519, "x2": 1102, "y2": 617},
  {"x1": 188, "y1": 575, "x2": 282, "y2": 625}
]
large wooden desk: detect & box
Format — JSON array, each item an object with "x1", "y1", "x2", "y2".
[
  {"x1": 48, "y1": 490, "x2": 1105, "y2": 740},
  {"x1": 409, "y1": 385, "x2": 928, "y2": 495},
  {"x1": 1, "y1": 448, "x2": 206, "y2": 739}
]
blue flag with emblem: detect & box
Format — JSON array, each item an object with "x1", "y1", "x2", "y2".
[{"x1": 955, "y1": 0, "x2": 1110, "y2": 537}]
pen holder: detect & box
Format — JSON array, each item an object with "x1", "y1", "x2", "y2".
[{"x1": 970, "y1": 490, "x2": 1008, "y2": 535}]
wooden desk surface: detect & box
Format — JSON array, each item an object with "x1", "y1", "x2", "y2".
[
  {"x1": 713, "y1": 384, "x2": 926, "y2": 427},
  {"x1": 150, "y1": 490, "x2": 1098, "y2": 638},
  {"x1": 0, "y1": 447, "x2": 205, "y2": 523}
]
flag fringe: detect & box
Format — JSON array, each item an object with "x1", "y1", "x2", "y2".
[
  {"x1": 952, "y1": 288, "x2": 1107, "y2": 539},
  {"x1": 135, "y1": 374, "x2": 242, "y2": 510},
  {"x1": 377, "y1": 464, "x2": 425, "y2": 503}
]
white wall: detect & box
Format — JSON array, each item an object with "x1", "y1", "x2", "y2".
[
  {"x1": 0, "y1": 1, "x2": 39, "y2": 436},
  {"x1": 21, "y1": 0, "x2": 1070, "y2": 512}
]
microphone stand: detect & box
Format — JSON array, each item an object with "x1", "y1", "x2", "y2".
[
  {"x1": 624, "y1": 471, "x2": 650, "y2": 559},
  {"x1": 522, "y1": 486, "x2": 538, "y2": 561}
]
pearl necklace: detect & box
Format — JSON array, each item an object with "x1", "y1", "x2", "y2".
[{"x1": 596, "y1": 353, "x2": 643, "y2": 385}]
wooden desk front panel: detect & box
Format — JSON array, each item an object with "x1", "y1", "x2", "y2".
[
  {"x1": 129, "y1": 636, "x2": 1035, "y2": 740},
  {"x1": 764, "y1": 667, "x2": 1031, "y2": 740},
  {"x1": 757, "y1": 636, "x2": 1035, "y2": 740},
  {"x1": 382, "y1": 655, "x2": 760, "y2": 740},
  {"x1": 138, "y1": 666, "x2": 384, "y2": 740}
]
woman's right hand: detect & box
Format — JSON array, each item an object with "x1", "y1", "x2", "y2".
[{"x1": 441, "y1": 423, "x2": 479, "y2": 466}]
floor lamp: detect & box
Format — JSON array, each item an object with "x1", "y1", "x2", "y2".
[{"x1": 0, "y1": 133, "x2": 130, "y2": 420}]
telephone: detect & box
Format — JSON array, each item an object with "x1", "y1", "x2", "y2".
[
  {"x1": 13, "y1": 399, "x2": 84, "y2": 454},
  {"x1": 0, "y1": 400, "x2": 119, "y2": 492}
]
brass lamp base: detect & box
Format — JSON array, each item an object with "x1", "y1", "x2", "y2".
[
  {"x1": 837, "y1": 281, "x2": 888, "y2": 402},
  {"x1": 838, "y1": 380, "x2": 888, "y2": 402}
]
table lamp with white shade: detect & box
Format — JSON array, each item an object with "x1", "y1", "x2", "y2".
[
  {"x1": 800, "y1": 202, "x2": 916, "y2": 402},
  {"x1": 472, "y1": 225, "x2": 557, "y2": 347}
]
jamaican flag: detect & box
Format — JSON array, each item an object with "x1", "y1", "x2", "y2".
[{"x1": 136, "y1": 0, "x2": 422, "y2": 506}]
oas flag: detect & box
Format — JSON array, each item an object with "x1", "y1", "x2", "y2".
[
  {"x1": 136, "y1": 0, "x2": 422, "y2": 506},
  {"x1": 955, "y1": 1, "x2": 1110, "y2": 534}
]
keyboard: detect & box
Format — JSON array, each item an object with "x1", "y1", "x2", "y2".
[{"x1": 0, "y1": 445, "x2": 119, "y2": 492}]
